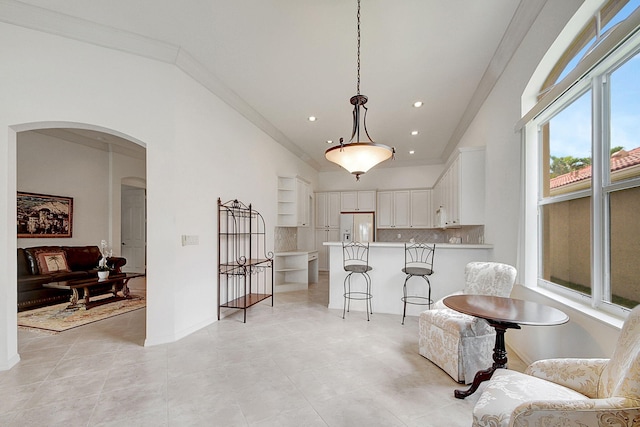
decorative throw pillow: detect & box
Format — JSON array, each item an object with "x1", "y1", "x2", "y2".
[{"x1": 35, "y1": 251, "x2": 70, "y2": 274}]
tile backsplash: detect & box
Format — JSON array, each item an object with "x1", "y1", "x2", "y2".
[
  {"x1": 277, "y1": 225, "x2": 485, "y2": 252},
  {"x1": 376, "y1": 225, "x2": 484, "y2": 244},
  {"x1": 274, "y1": 227, "x2": 297, "y2": 251}
]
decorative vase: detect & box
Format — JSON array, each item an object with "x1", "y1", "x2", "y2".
[{"x1": 97, "y1": 270, "x2": 109, "y2": 280}]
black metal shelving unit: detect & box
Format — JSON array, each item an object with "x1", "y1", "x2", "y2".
[{"x1": 217, "y1": 198, "x2": 273, "y2": 323}]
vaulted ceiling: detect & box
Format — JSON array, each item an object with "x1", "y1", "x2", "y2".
[{"x1": 2, "y1": 0, "x2": 548, "y2": 170}]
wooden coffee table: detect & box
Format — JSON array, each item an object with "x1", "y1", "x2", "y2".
[
  {"x1": 443, "y1": 294, "x2": 569, "y2": 399},
  {"x1": 44, "y1": 272, "x2": 145, "y2": 310}
]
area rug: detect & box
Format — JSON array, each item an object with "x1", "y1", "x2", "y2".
[{"x1": 17, "y1": 295, "x2": 146, "y2": 333}]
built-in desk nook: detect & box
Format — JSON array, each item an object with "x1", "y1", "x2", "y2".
[{"x1": 324, "y1": 242, "x2": 493, "y2": 317}]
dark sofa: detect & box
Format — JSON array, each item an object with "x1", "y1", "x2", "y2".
[{"x1": 17, "y1": 245, "x2": 126, "y2": 311}]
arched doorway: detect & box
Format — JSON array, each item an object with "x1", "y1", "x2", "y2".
[{"x1": 14, "y1": 122, "x2": 147, "y2": 354}]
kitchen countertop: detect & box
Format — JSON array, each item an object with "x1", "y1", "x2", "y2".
[
  {"x1": 274, "y1": 250, "x2": 318, "y2": 255},
  {"x1": 323, "y1": 242, "x2": 492, "y2": 249}
]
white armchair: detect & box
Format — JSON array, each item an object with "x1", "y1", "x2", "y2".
[
  {"x1": 418, "y1": 262, "x2": 517, "y2": 383},
  {"x1": 472, "y1": 304, "x2": 640, "y2": 427}
]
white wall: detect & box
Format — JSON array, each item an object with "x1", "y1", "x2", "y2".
[
  {"x1": 16, "y1": 131, "x2": 146, "y2": 254},
  {"x1": 17, "y1": 131, "x2": 110, "y2": 248},
  {"x1": 0, "y1": 23, "x2": 317, "y2": 369},
  {"x1": 318, "y1": 164, "x2": 444, "y2": 192}
]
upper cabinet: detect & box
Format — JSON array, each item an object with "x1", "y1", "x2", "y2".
[
  {"x1": 277, "y1": 176, "x2": 310, "y2": 227},
  {"x1": 409, "y1": 189, "x2": 432, "y2": 228},
  {"x1": 377, "y1": 191, "x2": 410, "y2": 228},
  {"x1": 433, "y1": 148, "x2": 485, "y2": 227},
  {"x1": 315, "y1": 192, "x2": 341, "y2": 229},
  {"x1": 378, "y1": 189, "x2": 432, "y2": 229},
  {"x1": 341, "y1": 190, "x2": 376, "y2": 212}
]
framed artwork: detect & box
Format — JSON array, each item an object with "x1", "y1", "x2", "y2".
[{"x1": 17, "y1": 192, "x2": 73, "y2": 238}]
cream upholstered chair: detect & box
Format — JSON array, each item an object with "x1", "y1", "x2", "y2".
[
  {"x1": 418, "y1": 262, "x2": 517, "y2": 383},
  {"x1": 472, "y1": 304, "x2": 640, "y2": 427}
]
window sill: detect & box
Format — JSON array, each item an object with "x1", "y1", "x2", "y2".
[{"x1": 521, "y1": 284, "x2": 625, "y2": 330}]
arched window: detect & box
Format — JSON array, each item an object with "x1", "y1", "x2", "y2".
[
  {"x1": 540, "y1": 0, "x2": 640, "y2": 97},
  {"x1": 524, "y1": 0, "x2": 640, "y2": 316}
]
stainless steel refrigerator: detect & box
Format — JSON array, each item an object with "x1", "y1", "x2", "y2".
[{"x1": 340, "y1": 212, "x2": 375, "y2": 242}]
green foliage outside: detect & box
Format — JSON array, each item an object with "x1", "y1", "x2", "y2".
[{"x1": 549, "y1": 146, "x2": 624, "y2": 178}]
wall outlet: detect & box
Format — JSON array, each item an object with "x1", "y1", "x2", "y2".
[
  {"x1": 181, "y1": 235, "x2": 199, "y2": 246},
  {"x1": 397, "y1": 233, "x2": 401, "y2": 239}
]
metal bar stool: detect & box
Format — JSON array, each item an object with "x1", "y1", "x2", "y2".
[
  {"x1": 342, "y1": 241, "x2": 373, "y2": 321},
  {"x1": 401, "y1": 243, "x2": 435, "y2": 324}
]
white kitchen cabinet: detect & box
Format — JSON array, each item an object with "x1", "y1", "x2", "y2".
[
  {"x1": 409, "y1": 189, "x2": 432, "y2": 228},
  {"x1": 315, "y1": 192, "x2": 340, "y2": 271},
  {"x1": 341, "y1": 190, "x2": 376, "y2": 212},
  {"x1": 377, "y1": 190, "x2": 410, "y2": 228},
  {"x1": 277, "y1": 176, "x2": 310, "y2": 227},
  {"x1": 433, "y1": 148, "x2": 485, "y2": 227},
  {"x1": 316, "y1": 228, "x2": 340, "y2": 271},
  {"x1": 315, "y1": 192, "x2": 340, "y2": 228}
]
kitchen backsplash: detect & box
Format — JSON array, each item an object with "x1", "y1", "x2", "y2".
[
  {"x1": 277, "y1": 225, "x2": 485, "y2": 251},
  {"x1": 274, "y1": 227, "x2": 297, "y2": 251},
  {"x1": 377, "y1": 225, "x2": 484, "y2": 244}
]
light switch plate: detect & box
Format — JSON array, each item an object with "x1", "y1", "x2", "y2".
[{"x1": 181, "y1": 235, "x2": 199, "y2": 246}]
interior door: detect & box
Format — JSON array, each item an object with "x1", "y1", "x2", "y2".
[{"x1": 121, "y1": 186, "x2": 146, "y2": 273}]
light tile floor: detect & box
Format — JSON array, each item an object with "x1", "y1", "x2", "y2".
[{"x1": 2, "y1": 273, "x2": 525, "y2": 426}]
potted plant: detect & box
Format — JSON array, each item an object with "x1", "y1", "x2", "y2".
[
  {"x1": 97, "y1": 262, "x2": 110, "y2": 279},
  {"x1": 97, "y1": 239, "x2": 112, "y2": 279}
]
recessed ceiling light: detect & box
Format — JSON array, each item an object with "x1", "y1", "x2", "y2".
[
  {"x1": 308, "y1": 116, "x2": 317, "y2": 122},
  {"x1": 413, "y1": 101, "x2": 423, "y2": 108},
  {"x1": 326, "y1": 140, "x2": 333, "y2": 144},
  {"x1": 409, "y1": 150, "x2": 415, "y2": 154},
  {"x1": 411, "y1": 130, "x2": 419, "y2": 136}
]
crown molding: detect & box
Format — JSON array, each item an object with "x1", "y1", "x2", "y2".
[
  {"x1": 0, "y1": 0, "x2": 320, "y2": 169},
  {"x1": 441, "y1": 0, "x2": 548, "y2": 161}
]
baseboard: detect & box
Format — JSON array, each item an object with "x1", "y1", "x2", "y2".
[
  {"x1": 0, "y1": 353, "x2": 21, "y2": 371},
  {"x1": 144, "y1": 315, "x2": 217, "y2": 347}
]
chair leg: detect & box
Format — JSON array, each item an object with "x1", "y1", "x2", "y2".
[
  {"x1": 402, "y1": 274, "x2": 410, "y2": 325},
  {"x1": 424, "y1": 276, "x2": 432, "y2": 310},
  {"x1": 343, "y1": 273, "x2": 350, "y2": 319},
  {"x1": 364, "y1": 272, "x2": 371, "y2": 321},
  {"x1": 343, "y1": 271, "x2": 372, "y2": 321}
]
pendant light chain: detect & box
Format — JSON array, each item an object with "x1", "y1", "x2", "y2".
[
  {"x1": 356, "y1": 0, "x2": 361, "y2": 95},
  {"x1": 324, "y1": 0, "x2": 394, "y2": 181}
]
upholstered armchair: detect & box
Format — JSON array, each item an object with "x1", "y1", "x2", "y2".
[
  {"x1": 472, "y1": 304, "x2": 640, "y2": 427},
  {"x1": 418, "y1": 262, "x2": 517, "y2": 383}
]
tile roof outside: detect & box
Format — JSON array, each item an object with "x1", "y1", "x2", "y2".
[{"x1": 550, "y1": 147, "x2": 640, "y2": 189}]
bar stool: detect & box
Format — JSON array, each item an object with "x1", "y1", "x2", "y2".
[
  {"x1": 401, "y1": 243, "x2": 435, "y2": 324},
  {"x1": 342, "y1": 241, "x2": 373, "y2": 321}
]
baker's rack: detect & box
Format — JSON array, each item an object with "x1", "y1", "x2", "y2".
[{"x1": 217, "y1": 198, "x2": 273, "y2": 322}]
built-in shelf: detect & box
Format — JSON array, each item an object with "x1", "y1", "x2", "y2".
[
  {"x1": 274, "y1": 252, "x2": 308, "y2": 292},
  {"x1": 277, "y1": 176, "x2": 310, "y2": 227}
]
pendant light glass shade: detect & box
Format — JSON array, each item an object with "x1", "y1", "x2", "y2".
[{"x1": 325, "y1": 142, "x2": 394, "y2": 179}]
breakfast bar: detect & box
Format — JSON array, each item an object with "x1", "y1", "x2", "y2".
[{"x1": 324, "y1": 242, "x2": 493, "y2": 317}]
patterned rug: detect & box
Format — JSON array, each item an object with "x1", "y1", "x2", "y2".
[{"x1": 17, "y1": 295, "x2": 146, "y2": 333}]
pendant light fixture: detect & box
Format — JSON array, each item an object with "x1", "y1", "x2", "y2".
[{"x1": 325, "y1": 0, "x2": 394, "y2": 181}]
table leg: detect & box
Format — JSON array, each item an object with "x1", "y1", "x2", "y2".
[
  {"x1": 454, "y1": 322, "x2": 518, "y2": 399},
  {"x1": 121, "y1": 278, "x2": 131, "y2": 298},
  {"x1": 68, "y1": 288, "x2": 80, "y2": 308},
  {"x1": 82, "y1": 286, "x2": 91, "y2": 308}
]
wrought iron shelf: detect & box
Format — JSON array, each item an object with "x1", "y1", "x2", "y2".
[
  {"x1": 220, "y1": 293, "x2": 272, "y2": 310},
  {"x1": 217, "y1": 198, "x2": 273, "y2": 323}
]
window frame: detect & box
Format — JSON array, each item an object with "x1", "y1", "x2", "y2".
[{"x1": 529, "y1": 29, "x2": 640, "y2": 318}]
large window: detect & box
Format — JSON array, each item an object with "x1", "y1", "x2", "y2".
[{"x1": 534, "y1": 31, "x2": 640, "y2": 313}]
